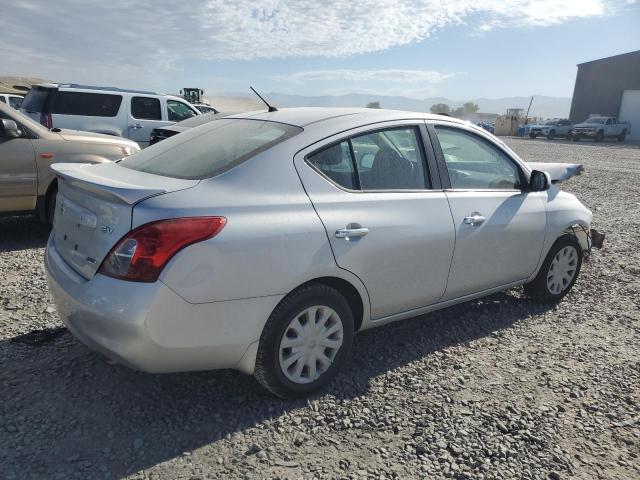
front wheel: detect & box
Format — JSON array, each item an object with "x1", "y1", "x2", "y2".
[
  {"x1": 254, "y1": 283, "x2": 354, "y2": 398},
  {"x1": 594, "y1": 131, "x2": 604, "y2": 142},
  {"x1": 524, "y1": 234, "x2": 582, "y2": 303},
  {"x1": 546, "y1": 130, "x2": 555, "y2": 140},
  {"x1": 529, "y1": 132, "x2": 537, "y2": 139}
]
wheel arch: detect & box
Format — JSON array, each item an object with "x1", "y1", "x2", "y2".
[
  {"x1": 236, "y1": 275, "x2": 368, "y2": 377},
  {"x1": 306, "y1": 276, "x2": 366, "y2": 332}
]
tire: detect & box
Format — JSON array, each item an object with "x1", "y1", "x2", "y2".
[
  {"x1": 594, "y1": 131, "x2": 604, "y2": 142},
  {"x1": 524, "y1": 234, "x2": 582, "y2": 304},
  {"x1": 572, "y1": 135, "x2": 580, "y2": 141},
  {"x1": 46, "y1": 184, "x2": 58, "y2": 225},
  {"x1": 254, "y1": 283, "x2": 354, "y2": 398},
  {"x1": 546, "y1": 130, "x2": 555, "y2": 140},
  {"x1": 529, "y1": 132, "x2": 537, "y2": 139},
  {"x1": 618, "y1": 130, "x2": 627, "y2": 142}
]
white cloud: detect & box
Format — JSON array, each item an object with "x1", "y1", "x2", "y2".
[
  {"x1": 0, "y1": 0, "x2": 632, "y2": 88},
  {"x1": 275, "y1": 69, "x2": 464, "y2": 84}
]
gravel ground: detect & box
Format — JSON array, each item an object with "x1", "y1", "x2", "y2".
[{"x1": 1, "y1": 138, "x2": 639, "y2": 480}]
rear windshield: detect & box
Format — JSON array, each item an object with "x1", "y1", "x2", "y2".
[
  {"x1": 120, "y1": 118, "x2": 302, "y2": 179},
  {"x1": 22, "y1": 87, "x2": 51, "y2": 113}
]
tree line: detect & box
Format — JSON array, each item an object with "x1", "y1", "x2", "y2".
[
  {"x1": 365, "y1": 101, "x2": 479, "y2": 117},
  {"x1": 429, "y1": 102, "x2": 479, "y2": 116}
]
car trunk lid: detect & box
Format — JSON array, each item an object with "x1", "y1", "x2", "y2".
[{"x1": 51, "y1": 162, "x2": 198, "y2": 279}]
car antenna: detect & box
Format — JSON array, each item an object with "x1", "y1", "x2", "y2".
[{"x1": 250, "y1": 86, "x2": 278, "y2": 112}]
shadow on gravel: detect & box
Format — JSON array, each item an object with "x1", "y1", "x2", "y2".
[
  {"x1": 1, "y1": 291, "x2": 555, "y2": 479},
  {"x1": 0, "y1": 215, "x2": 50, "y2": 252}
]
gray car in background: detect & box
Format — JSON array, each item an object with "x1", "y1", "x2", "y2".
[
  {"x1": 149, "y1": 110, "x2": 241, "y2": 145},
  {"x1": 45, "y1": 108, "x2": 595, "y2": 398}
]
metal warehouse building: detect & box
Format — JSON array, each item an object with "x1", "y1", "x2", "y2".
[{"x1": 569, "y1": 50, "x2": 640, "y2": 141}]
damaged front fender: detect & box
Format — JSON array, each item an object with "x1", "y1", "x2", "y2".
[{"x1": 527, "y1": 162, "x2": 584, "y2": 183}]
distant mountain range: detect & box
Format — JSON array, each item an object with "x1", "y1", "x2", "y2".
[{"x1": 220, "y1": 92, "x2": 571, "y2": 119}]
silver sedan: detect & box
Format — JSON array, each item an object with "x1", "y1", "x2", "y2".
[{"x1": 45, "y1": 108, "x2": 594, "y2": 397}]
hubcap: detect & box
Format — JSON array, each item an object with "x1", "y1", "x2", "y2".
[
  {"x1": 278, "y1": 305, "x2": 344, "y2": 384},
  {"x1": 547, "y1": 246, "x2": 578, "y2": 295}
]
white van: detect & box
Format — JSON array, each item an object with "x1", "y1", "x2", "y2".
[{"x1": 21, "y1": 84, "x2": 200, "y2": 147}]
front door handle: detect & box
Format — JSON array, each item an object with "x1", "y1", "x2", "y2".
[
  {"x1": 335, "y1": 226, "x2": 369, "y2": 239},
  {"x1": 130, "y1": 123, "x2": 143, "y2": 130},
  {"x1": 463, "y1": 213, "x2": 486, "y2": 226}
]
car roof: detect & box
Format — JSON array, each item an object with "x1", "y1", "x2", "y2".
[
  {"x1": 32, "y1": 83, "x2": 161, "y2": 95},
  {"x1": 226, "y1": 107, "x2": 468, "y2": 129}
]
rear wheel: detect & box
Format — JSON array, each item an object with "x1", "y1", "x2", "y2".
[
  {"x1": 254, "y1": 283, "x2": 354, "y2": 398},
  {"x1": 524, "y1": 234, "x2": 582, "y2": 303},
  {"x1": 618, "y1": 130, "x2": 627, "y2": 142}
]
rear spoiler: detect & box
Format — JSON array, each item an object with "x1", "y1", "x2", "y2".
[
  {"x1": 526, "y1": 162, "x2": 584, "y2": 184},
  {"x1": 51, "y1": 163, "x2": 196, "y2": 205}
]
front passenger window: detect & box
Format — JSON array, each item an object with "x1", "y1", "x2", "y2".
[
  {"x1": 131, "y1": 97, "x2": 161, "y2": 120},
  {"x1": 434, "y1": 126, "x2": 521, "y2": 190}
]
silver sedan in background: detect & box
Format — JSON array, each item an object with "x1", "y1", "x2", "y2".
[{"x1": 45, "y1": 108, "x2": 595, "y2": 397}]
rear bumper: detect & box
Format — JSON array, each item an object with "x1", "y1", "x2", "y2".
[{"x1": 45, "y1": 235, "x2": 282, "y2": 374}]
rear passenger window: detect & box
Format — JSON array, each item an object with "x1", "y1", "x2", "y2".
[
  {"x1": 307, "y1": 142, "x2": 358, "y2": 190},
  {"x1": 131, "y1": 97, "x2": 161, "y2": 120},
  {"x1": 353, "y1": 128, "x2": 428, "y2": 190},
  {"x1": 306, "y1": 126, "x2": 429, "y2": 191},
  {"x1": 51, "y1": 92, "x2": 122, "y2": 117}
]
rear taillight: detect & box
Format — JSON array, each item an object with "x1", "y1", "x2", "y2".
[
  {"x1": 40, "y1": 112, "x2": 52, "y2": 129},
  {"x1": 99, "y1": 217, "x2": 226, "y2": 282}
]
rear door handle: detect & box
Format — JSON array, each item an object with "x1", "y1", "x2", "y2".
[
  {"x1": 335, "y1": 227, "x2": 369, "y2": 239},
  {"x1": 463, "y1": 213, "x2": 486, "y2": 226},
  {"x1": 130, "y1": 123, "x2": 143, "y2": 130}
]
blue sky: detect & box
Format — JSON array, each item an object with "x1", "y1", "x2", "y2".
[{"x1": 2, "y1": 1, "x2": 639, "y2": 100}]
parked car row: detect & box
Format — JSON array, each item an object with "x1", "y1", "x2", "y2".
[
  {"x1": 528, "y1": 117, "x2": 631, "y2": 142},
  {"x1": 20, "y1": 84, "x2": 203, "y2": 148}
]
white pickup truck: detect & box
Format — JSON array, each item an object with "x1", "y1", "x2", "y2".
[{"x1": 571, "y1": 116, "x2": 631, "y2": 142}]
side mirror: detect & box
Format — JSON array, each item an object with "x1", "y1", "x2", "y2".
[
  {"x1": 529, "y1": 170, "x2": 550, "y2": 192},
  {"x1": 0, "y1": 119, "x2": 21, "y2": 139}
]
